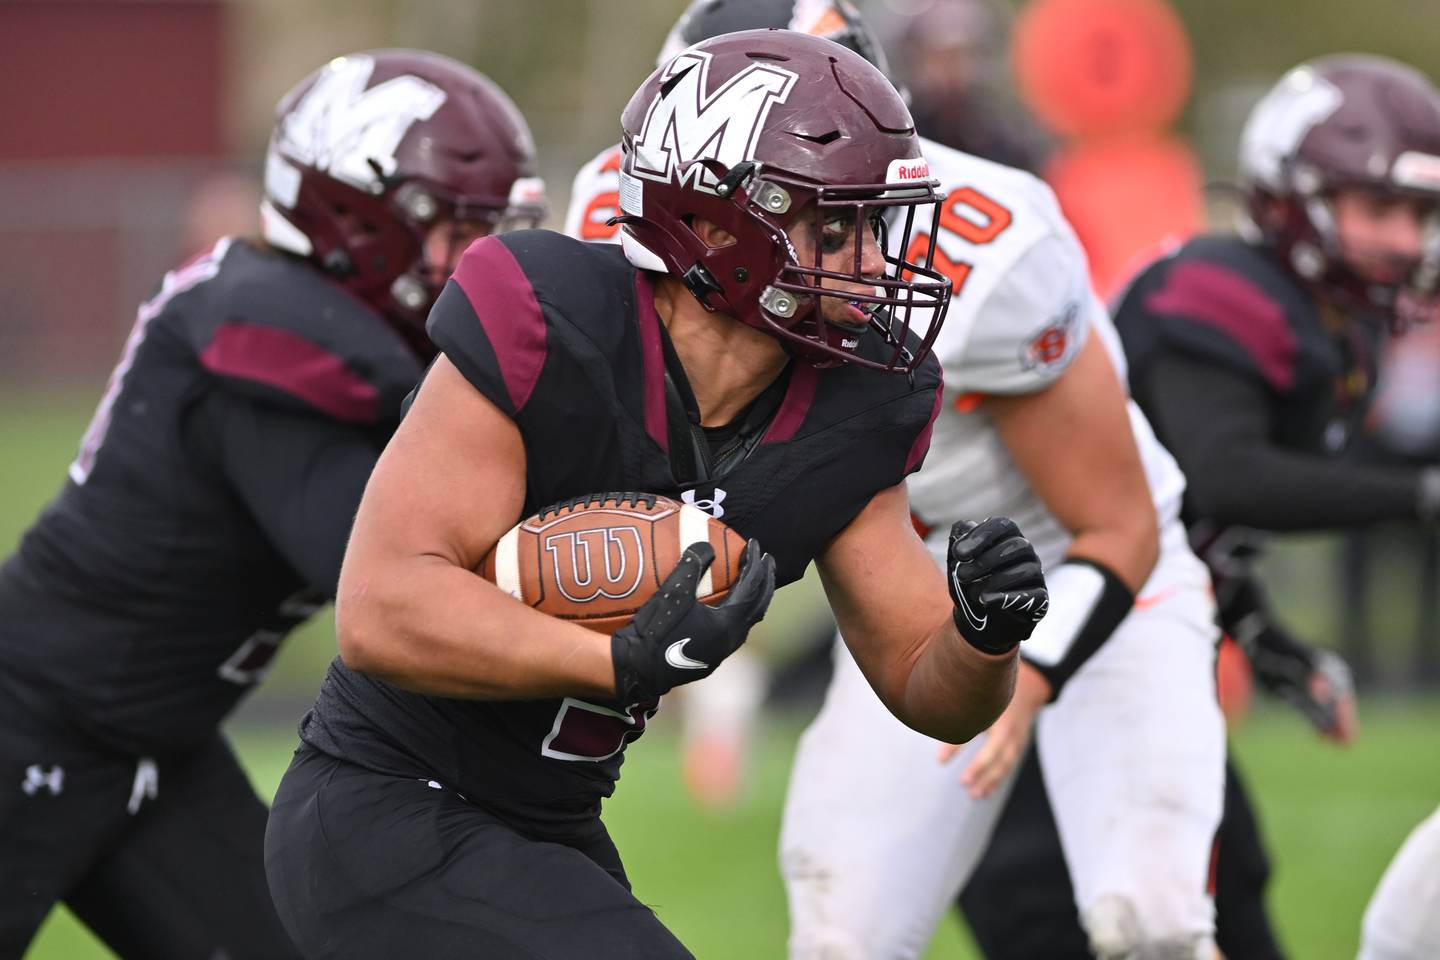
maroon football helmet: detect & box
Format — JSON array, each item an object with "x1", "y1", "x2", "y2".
[
  {"x1": 1239, "y1": 55, "x2": 1440, "y2": 328},
  {"x1": 615, "y1": 29, "x2": 950, "y2": 373},
  {"x1": 261, "y1": 50, "x2": 546, "y2": 348}
]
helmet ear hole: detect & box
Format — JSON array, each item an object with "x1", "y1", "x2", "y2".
[{"x1": 687, "y1": 216, "x2": 737, "y2": 249}]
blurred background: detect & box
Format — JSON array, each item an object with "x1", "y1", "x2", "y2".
[{"x1": 2, "y1": 0, "x2": 1438, "y2": 957}]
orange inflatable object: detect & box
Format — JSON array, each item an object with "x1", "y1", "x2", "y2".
[
  {"x1": 1045, "y1": 133, "x2": 1204, "y2": 298},
  {"x1": 1013, "y1": 0, "x2": 1193, "y2": 139}
]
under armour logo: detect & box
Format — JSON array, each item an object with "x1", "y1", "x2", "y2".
[
  {"x1": 681, "y1": 487, "x2": 727, "y2": 518},
  {"x1": 21, "y1": 764, "x2": 64, "y2": 797}
]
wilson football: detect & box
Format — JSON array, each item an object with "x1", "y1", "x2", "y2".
[{"x1": 479, "y1": 492, "x2": 747, "y2": 634}]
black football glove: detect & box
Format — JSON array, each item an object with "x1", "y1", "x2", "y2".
[
  {"x1": 611, "y1": 539, "x2": 775, "y2": 704},
  {"x1": 1219, "y1": 574, "x2": 1355, "y2": 738},
  {"x1": 948, "y1": 517, "x2": 1049, "y2": 655},
  {"x1": 1234, "y1": 611, "x2": 1356, "y2": 737}
]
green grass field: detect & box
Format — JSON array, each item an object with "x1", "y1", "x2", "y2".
[
  {"x1": 22, "y1": 705, "x2": 1440, "y2": 959},
  {"x1": 6, "y1": 387, "x2": 1439, "y2": 958}
]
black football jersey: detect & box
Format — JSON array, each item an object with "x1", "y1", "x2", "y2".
[
  {"x1": 0, "y1": 238, "x2": 422, "y2": 754},
  {"x1": 1113, "y1": 233, "x2": 1410, "y2": 597},
  {"x1": 1116, "y1": 235, "x2": 1381, "y2": 461},
  {"x1": 301, "y1": 230, "x2": 943, "y2": 832}
]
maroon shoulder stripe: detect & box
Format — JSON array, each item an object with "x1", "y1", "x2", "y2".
[
  {"x1": 1144, "y1": 260, "x2": 1297, "y2": 391},
  {"x1": 452, "y1": 237, "x2": 549, "y2": 413},
  {"x1": 634, "y1": 270, "x2": 669, "y2": 451},
  {"x1": 905, "y1": 378, "x2": 944, "y2": 474},
  {"x1": 762, "y1": 362, "x2": 821, "y2": 444},
  {"x1": 200, "y1": 322, "x2": 379, "y2": 423}
]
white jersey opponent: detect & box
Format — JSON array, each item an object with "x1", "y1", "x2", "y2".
[
  {"x1": 566, "y1": 138, "x2": 1226, "y2": 959},
  {"x1": 900, "y1": 139, "x2": 1186, "y2": 570},
  {"x1": 563, "y1": 145, "x2": 625, "y2": 243}
]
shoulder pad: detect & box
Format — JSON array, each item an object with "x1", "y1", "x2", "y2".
[
  {"x1": 431, "y1": 230, "x2": 637, "y2": 417},
  {"x1": 179, "y1": 240, "x2": 422, "y2": 426},
  {"x1": 1122, "y1": 237, "x2": 1303, "y2": 392},
  {"x1": 765, "y1": 342, "x2": 943, "y2": 480}
]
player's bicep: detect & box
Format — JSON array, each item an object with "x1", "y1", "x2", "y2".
[
  {"x1": 816, "y1": 483, "x2": 952, "y2": 709},
  {"x1": 343, "y1": 356, "x2": 525, "y2": 583},
  {"x1": 990, "y1": 336, "x2": 1154, "y2": 526}
]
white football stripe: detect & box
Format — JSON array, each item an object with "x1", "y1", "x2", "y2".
[
  {"x1": 678, "y1": 503, "x2": 714, "y2": 597},
  {"x1": 494, "y1": 527, "x2": 523, "y2": 601}
]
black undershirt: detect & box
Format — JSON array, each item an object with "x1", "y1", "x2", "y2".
[{"x1": 657, "y1": 321, "x2": 791, "y2": 485}]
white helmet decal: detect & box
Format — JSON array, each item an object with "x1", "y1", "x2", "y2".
[
  {"x1": 274, "y1": 54, "x2": 447, "y2": 194},
  {"x1": 1239, "y1": 66, "x2": 1344, "y2": 189},
  {"x1": 630, "y1": 50, "x2": 797, "y2": 195}
]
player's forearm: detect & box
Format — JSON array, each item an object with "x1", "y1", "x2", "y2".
[
  {"x1": 336, "y1": 556, "x2": 615, "y2": 700},
  {"x1": 898, "y1": 620, "x2": 1018, "y2": 743},
  {"x1": 1185, "y1": 444, "x2": 1425, "y2": 529},
  {"x1": 1142, "y1": 352, "x2": 1428, "y2": 529}
]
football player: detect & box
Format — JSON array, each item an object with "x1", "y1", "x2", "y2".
[
  {"x1": 567, "y1": 7, "x2": 1225, "y2": 958},
  {"x1": 767, "y1": 24, "x2": 1225, "y2": 960},
  {"x1": 563, "y1": 0, "x2": 900, "y2": 813},
  {"x1": 960, "y1": 55, "x2": 1440, "y2": 960},
  {"x1": 263, "y1": 30, "x2": 1048, "y2": 959},
  {"x1": 0, "y1": 51, "x2": 544, "y2": 959},
  {"x1": 563, "y1": 0, "x2": 1051, "y2": 818}
]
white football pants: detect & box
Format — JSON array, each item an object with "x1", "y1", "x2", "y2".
[
  {"x1": 1359, "y1": 804, "x2": 1440, "y2": 960},
  {"x1": 780, "y1": 532, "x2": 1226, "y2": 959}
]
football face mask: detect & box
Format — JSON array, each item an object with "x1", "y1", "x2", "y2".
[{"x1": 724, "y1": 169, "x2": 950, "y2": 371}]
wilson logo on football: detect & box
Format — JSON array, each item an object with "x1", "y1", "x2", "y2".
[
  {"x1": 543, "y1": 528, "x2": 646, "y2": 604},
  {"x1": 630, "y1": 50, "x2": 798, "y2": 194}
]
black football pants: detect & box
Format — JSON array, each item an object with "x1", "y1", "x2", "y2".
[
  {"x1": 265, "y1": 745, "x2": 694, "y2": 960},
  {"x1": 958, "y1": 745, "x2": 1287, "y2": 960},
  {"x1": 0, "y1": 683, "x2": 301, "y2": 959}
]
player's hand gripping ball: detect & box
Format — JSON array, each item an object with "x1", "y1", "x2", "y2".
[
  {"x1": 479, "y1": 492, "x2": 774, "y2": 703},
  {"x1": 948, "y1": 517, "x2": 1049, "y2": 654},
  {"x1": 480, "y1": 492, "x2": 752, "y2": 632}
]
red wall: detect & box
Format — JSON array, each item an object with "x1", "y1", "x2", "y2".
[{"x1": 0, "y1": 1, "x2": 226, "y2": 159}]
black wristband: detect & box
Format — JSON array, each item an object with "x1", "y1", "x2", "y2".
[{"x1": 1020, "y1": 557, "x2": 1135, "y2": 701}]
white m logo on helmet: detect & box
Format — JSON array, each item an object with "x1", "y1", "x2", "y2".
[
  {"x1": 274, "y1": 54, "x2": 447, "y2": 194},
  {"x1": 631, "y1": 50, "x2": 798, "y2": 194}
]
